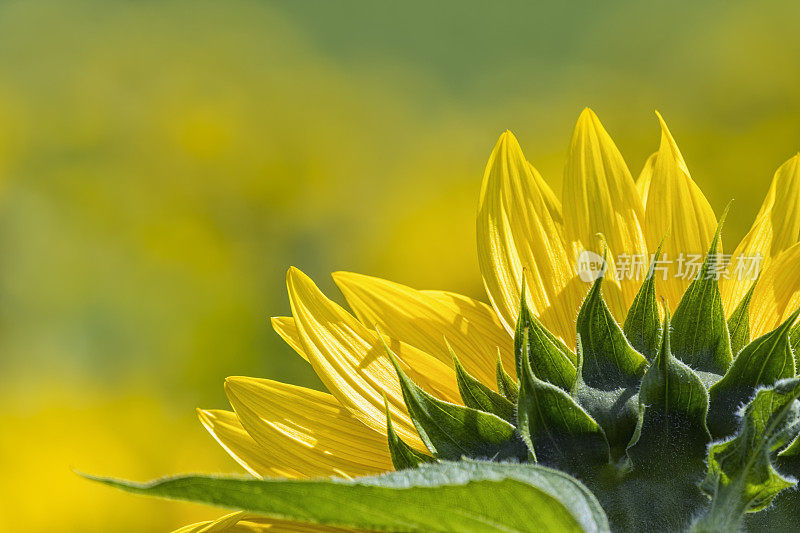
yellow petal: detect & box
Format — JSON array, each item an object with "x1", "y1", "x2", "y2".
[
  {"x1": 476, "y1": 130, "x2": 580, "y2": 344},
  {"x1": 422, "y1": 289, "x2": 517, "y2": 374},
  {"x1": 333, "y1": 271, "x2": 513, "y2": 384},
  {"x1": 527, "y1": 160, "x2": 564, "y2": 228},
  {"x1": 286, "y1": 267, "x2": 458, "y2": 446},
  {"x1": 723, "y1": 154, "x2": 800, "y2": 313},
  {"x1": 197, "y1": 409, "x2": 297, "y2": 479},
  {"x1": 174, "y1": 512, "x2": 364, "y2": 533},
  {"x1": 270, "y1": 316, "x2": 308, "y2": 361},
  {"x1": 225, "y1": 377, "x2": 394, "y2": 478},
  {"x1": 643, "y1": 112, "x2": 718, "y2": 308},
  {"x1": 636, "y1": 152, "x2": 657, "y2": 209},
  {"x1": 749, "y1": 243, "x2": 800, "y2": 337},
  {"x1": 563, "y1": 108, "x2": 647, "y2": 318}
]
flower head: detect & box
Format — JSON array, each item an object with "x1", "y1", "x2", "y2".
[{"x1": 98, "y1": 110, "x2": 800, "y2": 532}]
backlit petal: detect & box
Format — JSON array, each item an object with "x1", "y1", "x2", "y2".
[
  {"x1": 286, "y1": 267, "x2": 457, "y2": 446},
  {"x1": 225, "y1": 377, "x2": 394, "y2": 477},
  {"x1": 723, "y1": 154, "x2": 800, "y2": 313},
  {"x1": 643, "y1": 112, "x2": 718, "y2": 308},
  {"x1": 527, "y1": 161, "x2": 564, "y2": 228},
  {"x1": 476, "y1": 130, "x2": 580, "y2": 344},
  {"x1": 563, "y1": 108, "x2": 647, "y2": 318},
  {"x1": 196, "y1": 409, "x2": 296, "y2": 479},
  {"x1": 333, "y1": 271, "x2": 513, "y2": 384},
  {"x1": 270, "y1": 316, "x2": 308, "y2": 361},
  {"x1": 749, "y1": 243, "x2": 800, "y2": 337},
  {"x1": 636, "y1": 152, "x2": 657, "y2": 209}
]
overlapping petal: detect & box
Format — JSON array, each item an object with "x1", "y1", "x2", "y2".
[
  {"x1": 422, "y1": 289, "x2": 517, "y2": 372},
  {"x1": 563, "y1": 108, "x2": 647, "y2": 318},
  {"x1": 270, "y1": 316, "x2": 308, "y2": 361},
  {"x1": 333, "y1": 271, "x2": 512, "y2": 384},
  {"x1": 172, "y1": 511, "x2": 247, "y2": 533},
  {"x1": 527, "y1": 161, "x2": 564, "y2": 229},
  {"x1": 225, "y1": 377, "x2": 394, "y2": 478},
  {"x1": 749, "y1": 243, "x2": 800, "y2": 337},
  {"x1": 723, "y1": 154, "x2": 800, "y2": 313},
  {"x1": 643, "y1": 112, "x2": 718, "y2": 308},
  {"x1": 476, "y1": 130, "x2": 580, "y2": 344},
  {"x1": 286, "y1": 267, "x2": 458, "y2": 447},
  {"x1": 197, "y1": 409, "x2": 296, "y2": 478},
  {"x1": 636, "y1": 152, "x2": 657, "y2": 209}
]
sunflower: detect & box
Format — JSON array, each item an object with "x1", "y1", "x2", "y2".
[{"x1": 96, "y1": 109, "x2": 800, "y2": 532}]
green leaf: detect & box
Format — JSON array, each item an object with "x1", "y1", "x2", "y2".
[
  {"x1": 575, "y1": 265, "x2": 648, "y2": 390},
  {"x1": 84, "y1": 460, "x2": 611, "y2": 533},
  {"x1": 707, "y1": 308, "x2": 800, "y2": 439},
  {"x1": 727, "y1": 282, "x2": 756, "y2": 357},
  {"x1": 627, "y1": 308, "x2": 711, "y2": 471},
  {"x1": 386, "y1": 346, "x2": 526, "y2": 461},
  {"x1": 670, "y1": 214, "x2": 733, "y2": 374},
  {"x1": 496, "y1": 351, "x2": 519, "y2": 403},
  {"x1": 515, "y1": 279, "x2": 576, "y2": 390},
  {"x1": 517, "y1": 329, "x2": 610, "y2": 471},
  {"x1": 452, "y1": 347, "x2": 515, "y2": 423},
  {"x1": 696, "y1": 378, "x2": 800, "y2": 531},
  {"x1": 623, "y1": 242, "x2": 663, "y2": 361},
  {"x1": 384, "y1": 398, "x2": 435, "y2": 470}
]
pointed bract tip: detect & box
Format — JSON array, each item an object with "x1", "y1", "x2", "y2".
[
  {"x1": 375, "y1": 327, "x2": 401, "y2": 368},
  {"x1": 711, "y1": 201, "x2": 733, "y2": 248},
  {"x1": 382, "y1": 393, "x2": 392, "y2": 419},
  {"x1": 719, "y1": 200, "x2": 733, "y2": 227},
  {"x1": 595, "y1": 233, "x2": 610, "y2": 271},
  {"x1": 443, "y1": 336, "x2": 457, "y2": 360}
]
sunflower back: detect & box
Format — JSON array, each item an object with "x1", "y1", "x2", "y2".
[{"x1": 384, "y1": 222, "x2": 800, "y2": 533}]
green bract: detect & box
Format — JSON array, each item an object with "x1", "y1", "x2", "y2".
[{"x1": 380, "y1": 235, "x2": 800, "y2": 532}]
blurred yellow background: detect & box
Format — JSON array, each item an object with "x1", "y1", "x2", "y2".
[{"x1": 1, "y1": 0, "x2": 799, "y2": 530}]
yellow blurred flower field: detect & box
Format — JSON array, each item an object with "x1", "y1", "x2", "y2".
[{"x1": 1, "y1": 0, "x2": 799, "y2": 530}]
